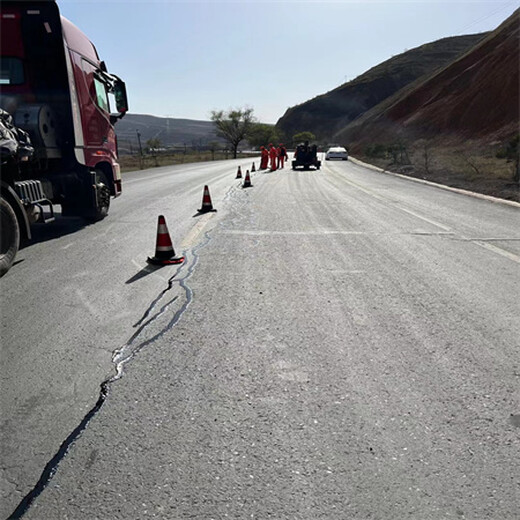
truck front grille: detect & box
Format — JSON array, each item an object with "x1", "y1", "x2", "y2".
[{"x1": 14, "y1": 180, "x2": 46, "y2": 203}]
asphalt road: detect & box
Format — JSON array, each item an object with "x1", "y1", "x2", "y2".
[{"x1": 1, "y1": 156, "x2": 519, "y2": 519}]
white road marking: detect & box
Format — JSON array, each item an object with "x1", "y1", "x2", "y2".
[
  {"x1": 180, "y1": 211, "x2": 216, "y2": 249},
  {"x1": 335, "y1": 171, "x2": 520, "y2": 263},
  {"x1": 395, "y1": 206, "x2": 452, "y2": 231},
  {"x1": 334, "y1": 174, "x2": 452, "y2": 231},
  {"x1": 472, "y1": 241, "x2": 520, "y2": 264},
  {"x1": 222, "y1": 230, "x2": 365, "y2": 236},
  {"x1": 221, "y1": 230, "x2": 452, "y2": 236},
  {"x1": 75, "y1": 288, "x2": 98, "y2": 317},
  {"x1": 131, "y1": 259, "x2": 145, "y2": 271}
]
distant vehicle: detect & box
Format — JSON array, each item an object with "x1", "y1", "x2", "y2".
[
  {"x1": 292, "y1": 141, "x2": 321, "y2": 170},
  {"x1": 0, "y1": 0, "x2": 129, "y2": 277},
  {"x1": 325, "y1": 146, "x2": 348, "y2": 160}
]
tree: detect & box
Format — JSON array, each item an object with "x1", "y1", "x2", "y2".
[
  {"x1": 146, "y1": 138, "x2": 162, "y2": 153},
  {"x1": 292, "y1": 131, "x2": 316, "y2": 147},
  {"x1": 146, "y1": 138, "x2": 162, "y2": 166},
  {"x1": 247, "y1": 123, "x2": 282, "y2": 149},
  {"x1": 210, "y1": 107, "x2": 256, "y2": 159}
]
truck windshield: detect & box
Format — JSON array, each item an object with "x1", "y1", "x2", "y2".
[{"x1": 0, "y1": 57, "x2": 24, "y2": 85}]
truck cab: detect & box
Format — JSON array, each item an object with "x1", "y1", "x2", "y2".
[{"x1": 0, "y1": 0, "x2": 128, "y2": 276}]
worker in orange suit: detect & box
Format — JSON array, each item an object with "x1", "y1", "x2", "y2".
[
  {"x1": 260, "y1": 145, "x2": 269, "y2": 169},
  {"x1": 269, "y1": 143, "x2": 277, "y2": 171},
  {"x1": 277, "y1": 144, "x2": 287, "y2": 169}
]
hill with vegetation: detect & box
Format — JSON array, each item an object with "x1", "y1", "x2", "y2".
[
  {"x1": 336, "y1": 9, "x2": 519, "y2": 201},
  {"x1": 275, "y1": 33, "x2": 488, "y2": 140},
  {"x1": 337, "y1": 11, "x2": 518, "y2": 145}
]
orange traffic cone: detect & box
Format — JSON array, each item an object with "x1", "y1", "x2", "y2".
[
  {"x1": 236, "y1": 166, "x2": 242, "y2": 179},
  {"x1": 198, "y1": 185, "x2": 217, "y2": 213},
  {"x1": 147, "y1": 215, "x2": 185, "y2": 265},
  {"x1": 251, "y1": 162, "x2": 256, "y2": 172},
  {"x1": 242, "y1": 170, "x2": 252, "y2": 188}
]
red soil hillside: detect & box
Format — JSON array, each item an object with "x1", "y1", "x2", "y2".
[{"x1": 337, "y1": 9, "x2": 519, "y2": 146}]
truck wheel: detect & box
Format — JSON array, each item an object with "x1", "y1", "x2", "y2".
[
  {"x1": 88, "y1": 170, "x2": 110, "y2": 222},
  {"x1": 0, "y1": 198, "x2": 20, "y2": 277}
]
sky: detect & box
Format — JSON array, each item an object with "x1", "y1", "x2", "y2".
[{"x1": 58, "y1": 0, "x2": 519, "y2": 124}]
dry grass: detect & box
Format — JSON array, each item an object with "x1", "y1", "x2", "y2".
[
  {"x1": 119, "y1": 151, "x2": 257, "y2": 173},
  {"x1": 359, "y1": 142, "x2": 519, "y2": 202}
]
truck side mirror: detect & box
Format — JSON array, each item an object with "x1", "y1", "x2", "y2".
[{"x1": 114, "y1": 80, "x2": 128, "y2": 116}]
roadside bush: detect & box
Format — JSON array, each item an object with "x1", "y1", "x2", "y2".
[
  {"x1": 364, "y1": 143, "x2": 387, "y2": 158},
  {"x1": 496, "y1": 134, "x2": 519, "y2": 160},
  {"x1": 386, "y1": 142, "x2": 410, "y2": 165},
  {"x1": 496, "y1": 134, "x2": 519, "y2": 183}
]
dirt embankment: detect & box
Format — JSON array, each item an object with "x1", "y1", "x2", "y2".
[{"x1": 338, "y1": 10, "x2": 520, "y2": 201}]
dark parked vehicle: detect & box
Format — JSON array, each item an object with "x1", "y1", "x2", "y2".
[{"x1": 292, "y1": 141, "x2": 321, "y2": 170}]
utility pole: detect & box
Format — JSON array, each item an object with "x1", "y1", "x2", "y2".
[{"x1": 136, "y1": 129, "x2": 143, "y2": 169}]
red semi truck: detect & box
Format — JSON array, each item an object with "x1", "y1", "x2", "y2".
[{"x1": 0, "y1": 0, "x2": 128, "y2": 276}]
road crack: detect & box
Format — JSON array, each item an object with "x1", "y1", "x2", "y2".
[
  {"x1": 6, "y1": 232, "x2": 213, "y2": 519},
  {"x1": 6, "y1": 174, "x2": 254, "y2": 519}
]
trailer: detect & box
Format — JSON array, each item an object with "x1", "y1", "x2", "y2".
[{"x1": 0, "y1": 0, "x2": 128, "y2": 276}]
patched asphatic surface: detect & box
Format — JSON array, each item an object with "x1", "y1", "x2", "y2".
[{"x1": 4, "y1": 158, "x2": 519, "y2": 519}]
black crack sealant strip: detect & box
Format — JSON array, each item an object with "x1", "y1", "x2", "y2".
[
  {"x1": 8, "y1": 179, "x2": 254, "y2": 519},
  {"x1": 7, "y1": 232, "x2": 213, "y2": 520}
]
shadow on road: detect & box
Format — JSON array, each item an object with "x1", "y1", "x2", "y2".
[
  {"x1": 20, "y1": 214, "x2": 89, "y2": 249},
  {"x1": 126, "y1": 264, "x2": 164, "y2": 284},
  {"x1": 192, "y1": 210, "x2": 217, "y2": 218}
]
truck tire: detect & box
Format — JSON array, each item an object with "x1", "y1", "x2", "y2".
[
  {"x1": 0, "y1": 198, "x2": 20, "y2": 277},
  {"x1": 87, "y1": 169, "x2": 110, "y2": 222}
]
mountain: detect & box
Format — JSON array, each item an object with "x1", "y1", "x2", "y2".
[
  {"x1": 335, "y1": 9, "x2": 519, "y2": 147},
  {"x1": 332, "y1": 9, "x2": 520, "y2": 201},
  {"x1": 275, "y1": 33, "x2": 488, "y2": 140},
  {"x1": 115, "y1": 114, "x2": 222, "y2": 154}
]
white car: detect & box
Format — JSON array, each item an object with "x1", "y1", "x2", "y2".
[{"x1": 325, "y1": 146, "x2": 348, "y2": 160}]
